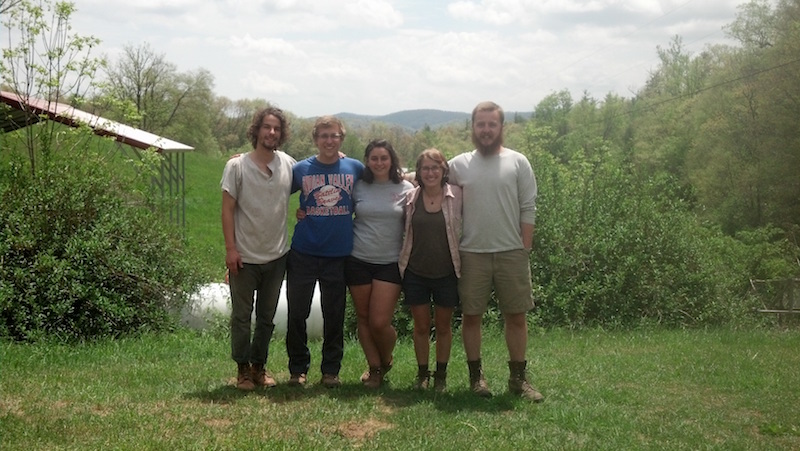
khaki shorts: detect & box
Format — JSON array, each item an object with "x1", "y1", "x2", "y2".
[{"x1": 458, "y1": 249, "x2": 534, "y2": 315}]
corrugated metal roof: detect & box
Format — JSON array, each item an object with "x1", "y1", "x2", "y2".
[{"x1": 0, "y1": 91, "x2": 194, "y2": 153}]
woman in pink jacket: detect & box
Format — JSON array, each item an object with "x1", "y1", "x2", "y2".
[{"x1": 398, "y1": 148, "x2": 462, "y2": 392}]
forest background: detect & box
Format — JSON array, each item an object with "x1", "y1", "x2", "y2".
[{"x1": 1, "y1": 0, "x2": 799, "y2": 341}]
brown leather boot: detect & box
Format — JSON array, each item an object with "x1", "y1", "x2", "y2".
[
  {"x1": 252, "y1": 364, "x2": 276, "y2": 388},
  {"x1": 508, "y1": 360, "x2": 544, "y2": 402},
  {"x1": 433, "y1": 370, "x2": 447, "y2": 393},
  {"x1": 468, "y1": 359, "x2": 491, "y2": 398},
  {"x1": 236, "y1": 363, "x2": 255, "y2": 391}
]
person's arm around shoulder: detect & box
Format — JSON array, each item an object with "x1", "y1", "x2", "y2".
[
  {"x1": 448, "y1": 183, "x2": 463, "y2": 220},
  {"x1": 222, "y1": 191, "x2": 243, "y2": 276}
]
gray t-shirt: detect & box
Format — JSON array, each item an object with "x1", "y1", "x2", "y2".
[
  {"x1": 220, "y1": 150, "x2": 296, "y2": 263},
  {"x1": 448, "y1": 148, "x2": 537, "y2": 253},
  {"x1": 351, "y1": 179, "x2": 414, "y2": 264}
]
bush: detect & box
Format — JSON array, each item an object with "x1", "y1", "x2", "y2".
[
  {"x1": 0, "y1": 141, "x2": 203, "y2": 342},
  {"x1": 527, "y1": 143, "x2": 796, "y2": 328}
]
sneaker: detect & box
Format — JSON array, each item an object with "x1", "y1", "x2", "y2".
[
  {"x1": 252, "y1": 365, "x2": 276, "y2": 388},
  {"x1": 288, "y1": 373, "x2": 307, "y2": 387},
  {"x1": 470, "y1": 375, "x2": 492, "y2": 398},
  {"x1": 412, "y1": 371, "x2": 430, "y2": 390},
  {"x1": 362, "y1": 367, "x2": 383, "y2": 389},
  {"x1": 321, "y1": 374, "x2": 341, "y2": 388},
  {"x1": 236, "y1": 363, "x2": 255, "y2": 391},
  {"x1": 433, "y1": 371, "x2": 447, "y2": 393},
  {"x1": 508, "y1": 378, "x2": 544, "y2": 402}
]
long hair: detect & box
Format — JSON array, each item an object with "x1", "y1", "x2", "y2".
[
  {"x1": 247, "y1": 106, "x2": 290, "y2": 149},
  {"x1": 362, "y1": 139, "x2": 403, "y2": 184},
  {"x1": 414, "y1": 148, "x2": 449, "y2": 187}
]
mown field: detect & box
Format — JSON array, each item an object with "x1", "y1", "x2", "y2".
[{"x1": 2, "y1": 328, "x2": 799, "y2": 450}]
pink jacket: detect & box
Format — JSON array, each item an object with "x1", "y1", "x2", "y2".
[{"x1": 398, "y1": 183, "x2": 462, "y2": 278}]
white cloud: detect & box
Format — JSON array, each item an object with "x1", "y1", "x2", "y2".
[
  {"x1": 342, "y1": 0, "x2": 404, "y2": 28},
  {"x1": 228, "y1": 35, "x2": 304, "y2": 58},
  {"x1": 241, "y1": 71, "x2": 299, "y2": 96},
  {"x1": 51, "y1": 0, "x2": 757, "y2": 116}
]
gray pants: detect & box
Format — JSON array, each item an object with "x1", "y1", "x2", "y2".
[{"x1": 229, "y1": 255, "x2": 287, "y2": 366}]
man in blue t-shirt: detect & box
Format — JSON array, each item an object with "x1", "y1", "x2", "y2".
[{"x1": 286, "y1": 115, "x2": 364, "y2": 388}]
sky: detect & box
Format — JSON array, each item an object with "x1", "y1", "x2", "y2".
[{"x1": 64, "y1": 0, "x2": 754, "y2": 118}]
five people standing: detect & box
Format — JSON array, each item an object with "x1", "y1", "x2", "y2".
[{"x1": 220, "y1": 101, "x2": 543, "y2": 402}]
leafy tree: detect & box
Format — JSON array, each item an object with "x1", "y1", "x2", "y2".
[
  {"x1": 211, "y1": 97, "x2": 272, "y2": 153},
  {"x1": 101, "y1": 43, "x2": 217, "y2": 151},
  {"x1": 530, "y1": 89, "x2": 573, "y2": 161},
  {"x1": 0, "y1": 0, "x2": 103, "y2": 174},
  {"x1": 687, "y1": 0, "x2": 800, "y2": 232},
  {"x1": 0, "y1": 0, "x2": 203, "y2": 341},
  {"x1": 0, "y1": 0, "x2": 22, "y2": 14}
]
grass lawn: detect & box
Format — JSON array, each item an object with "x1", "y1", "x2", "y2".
[{"x1": 2, "y1": 327, "x2": 799, "y2": 450}]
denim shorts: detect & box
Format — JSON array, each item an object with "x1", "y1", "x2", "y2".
[
  {"x1": 344, "y1": 256, "x2": 402, "y2": 286},
  {"x1": 402, "y1": 269, "x2": 459, "y2": 308}
]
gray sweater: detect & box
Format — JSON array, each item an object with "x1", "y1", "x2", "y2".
[{"x1": 448, "y1": 148, "x2": 537, "y2": 253}]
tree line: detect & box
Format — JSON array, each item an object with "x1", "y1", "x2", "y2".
[
  {"x1": 45, "y1": 0, "x2": 797, "y2": 241},
  {"x1": 1, "y1": 0, "x2": 798, "y2": 339}
]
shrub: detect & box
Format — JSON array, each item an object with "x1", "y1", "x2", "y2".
[
  {"x1": 527, "y1": 142, "x2": 796, "y2": 328},
  {"x1": 0, "y1": 140, "x2": 203, "y2": 342}
]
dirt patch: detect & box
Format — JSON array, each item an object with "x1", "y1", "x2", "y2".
[{"x1": 337, "y1": 418, "x2": 394, "y2": 443}]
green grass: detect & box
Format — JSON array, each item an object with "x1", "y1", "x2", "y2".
[{"x1": 2, "y1": 328, "x2": 799, "y2": 449}]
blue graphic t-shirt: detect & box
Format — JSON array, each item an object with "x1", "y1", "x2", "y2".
[{"x1": 291, "y1": 156, "x2": 365, "y2": 257}]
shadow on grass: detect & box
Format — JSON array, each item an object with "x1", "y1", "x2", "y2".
[{"x1": 184, "y1": 378, "x2": 517, "y2": 413}]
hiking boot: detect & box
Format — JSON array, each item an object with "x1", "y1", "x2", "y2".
[
  {"x1": 508, "y1": 360, "x2": 544, "y2": 403},
  {"x1": 361, "y1": 367, "x2": 383, "y2": 389},
  {"x1": 321, "y1": 374, "x2": 341, "y2": 388},
  {"x1": 288, "y1": 373, "x2": 307, "y2": 387},
  {"x1": 252, "y1": 364, "x2": 276, "y2": 388},
  {"x1": 468, "y1": 360, "x2": 491, "y2": 398},
  {"x1": 470, "y1": 374, "x2": 491, "y2": 397},
  {"x1": 433, "y1": 371, "x2": 447, "y2": 393},
  {"x1": 412, "y1": 370, "x2": 430, "y2": 390},
  {"x1": 508, "y1": 377, "x2": 544, "y2": 402},
  {"x1": 236, "y1": 363, "x2": 255, "y2": 391}
]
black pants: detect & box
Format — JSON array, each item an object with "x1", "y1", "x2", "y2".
[{"x1": 285, "y1": 250, "x2": 347, "y2": 376}]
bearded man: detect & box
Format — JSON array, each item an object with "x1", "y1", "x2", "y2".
[{"x1": 448, "y1": 101, "x2": 543, "y2": 402}]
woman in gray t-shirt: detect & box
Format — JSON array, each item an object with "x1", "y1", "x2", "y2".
[{"x1": 345, "y1": 139, "x2": 413, "y2": 389}]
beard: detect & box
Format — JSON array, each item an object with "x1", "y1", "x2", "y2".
[{"x1": 472, "y1": 130, "x2": 503, "y2": 155}]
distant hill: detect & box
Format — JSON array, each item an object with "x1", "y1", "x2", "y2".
[
  {"x1": 332, "y1": 109, "x2": 533, "y2": 132},
  {"x1": 334, "y1": 109, "x2": 469, "y2": 132}
]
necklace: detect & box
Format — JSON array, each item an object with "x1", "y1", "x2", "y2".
[{"x1": 423, "y1": 189, "x2": 442, "y2": 205}]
